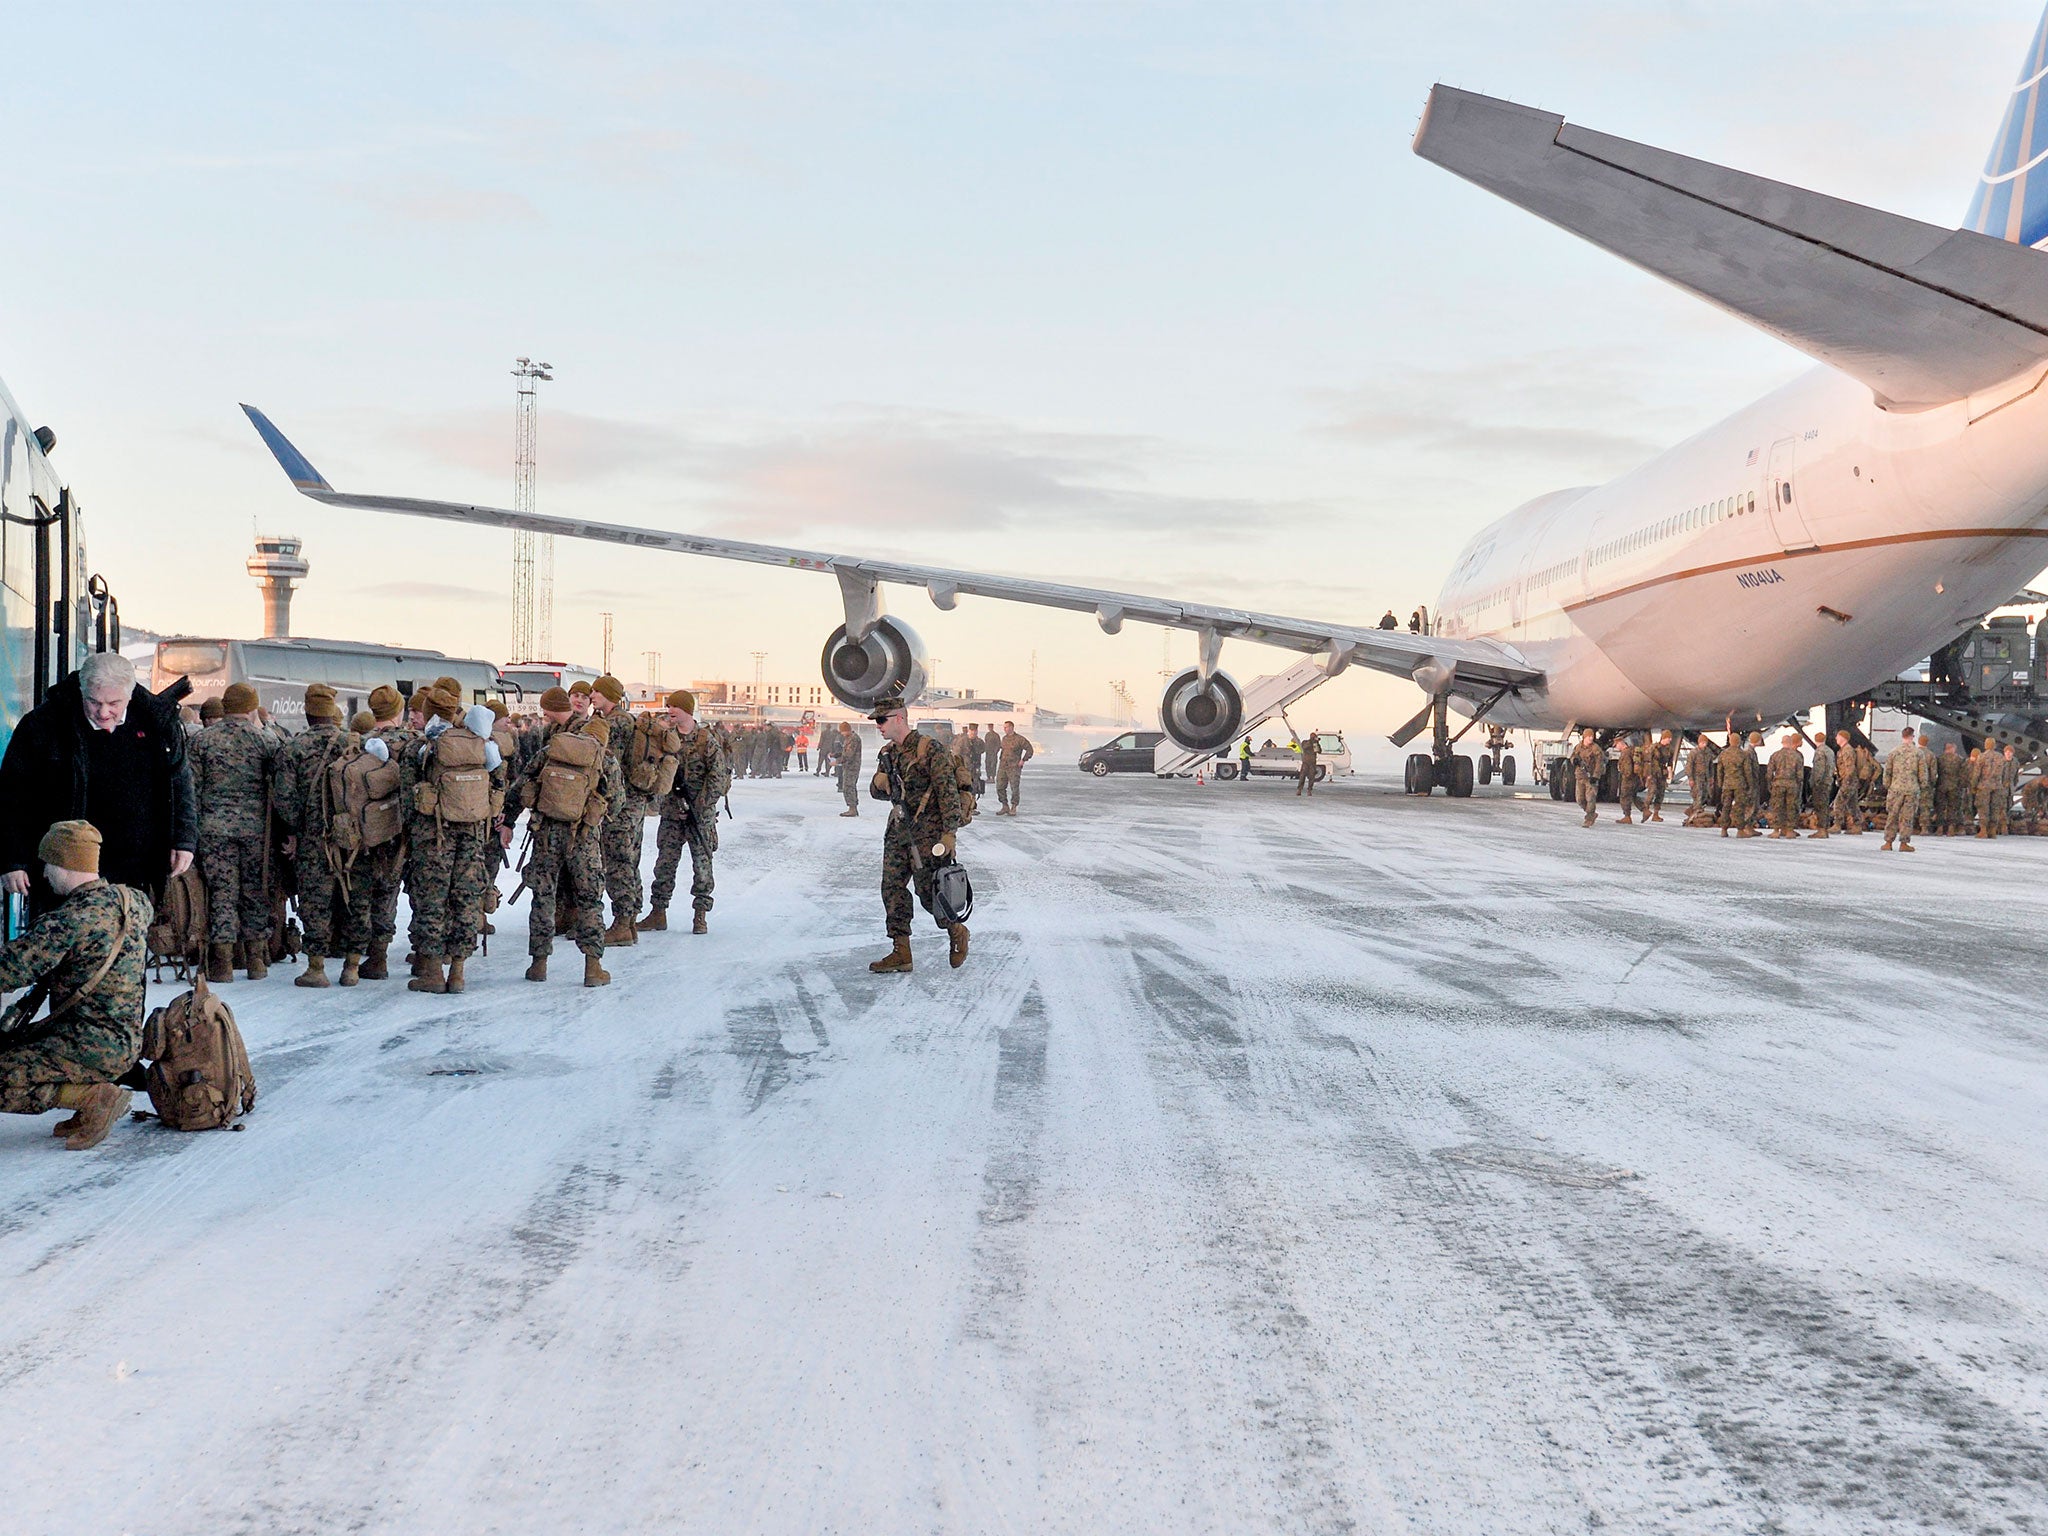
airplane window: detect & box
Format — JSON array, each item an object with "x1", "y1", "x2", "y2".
[
  {"x1": 1748, "y1": 493, "x2": 1756, "y2": 513},
  {"x1": 1781, "y1": 483, "x2": 1792, "y2": 504}
]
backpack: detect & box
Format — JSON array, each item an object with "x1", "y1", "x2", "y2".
[
  {"x1": 627, "y1": 713, "x2": 682, "y2": 799},
  {"x1": 536, "y1": 727, "x2": 605, "y2": 823},
  {"x1": 932, "y1": 857, "x2": 973, "y2": 925},
  {"x1": 139, "y1": 973, "x2": 256, "y2": 1131},
  {"x1": 420, "y1": 727, "x2": 494, "y2": 825},
  {"x1": 148, "y1": 866, "x2": 209, "y2": 977},
  {"x1": 326, "y1": 736, "x2": 405, "y2": 855}
]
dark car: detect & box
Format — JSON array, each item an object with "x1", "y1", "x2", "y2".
[{"x1": 1078, "y1": 730, "x2": 1166, "y2": 776}]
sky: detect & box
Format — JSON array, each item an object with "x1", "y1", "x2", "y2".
[{"x1": 3, "y1": 0, "x2": 2042, "y2": 736}]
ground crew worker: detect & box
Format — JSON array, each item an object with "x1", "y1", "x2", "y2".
[
  {"x1": 1297, "y1": 731, "x2": 1319, "y2": 796},
  {"x1": 273, "y1": 683, "x2": 348, "y2": 987},
  {"x1": 995, "y1": 720, "x2": 1033, "y2": 815},
  {"x1": 341, "y1": 684, "x2": 415, "y2": 981},
  {"x1": 642, "y1": 691, "x2": 728, "y2": 935},
  {"x1": 403, "y1": 690, "x2": 499, "y2": 994},
  {"x1": 867, "y1": 695, "x2": 968, "y2": 973},
  {"x1": 1881, "y1": 726, "x2": 1925, "y2": 851},
  {"x1": 0, "y1": 822, "x2": 147, "y2": 1150},
  {"x1": 1934, "y1": 741, "x2": 1966, "y2": 834},
  {"x1": 509, "y1": 690, "x2": 615, "y2": 985},
  {"x1": 589, "y1": 676, "x2": 655, "y2": 948},
  {"x1": 1718, "y1": 730, "x2": 1758, "y2": 837},
  {"x1": 1766, "y1": 732, "x2": 1805, "y2": 837},
  {"x1": 836, "y1": 720, "x2": 864, "y2": 816},
  {"x1": 1237, "y1": 737, "x2": 1253, "y2": 784},
  {"x1": 1645, "y1": 730, "x2": 1675, "y2": 821},
  {"x1": 1807, "y1": 732, "x2": 1836, "y2": 839},
  {"x1": 189, "y1": 681, "x2": 278, "y2": 981},
  {"x1": 1570, "y1": 728, "x2": 1604, "y2": 827}
]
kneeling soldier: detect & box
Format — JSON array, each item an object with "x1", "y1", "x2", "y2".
[
  {"x1": 867, "y1": 695, "x2": 969, "y2": 973},
  {"x1": 0, "y1": 822, "x2": 148, "y2": 1150}
]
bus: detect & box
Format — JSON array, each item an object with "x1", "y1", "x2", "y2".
[
  {"x1": 151, "y1": 636, "x2": 510, "y2": 730},
  {"x1": 499, "y1": 661, "x2": 601, "y2": 711},
  {"x1": 1, "y1": 371, "x2": 120, "y2": 757}
]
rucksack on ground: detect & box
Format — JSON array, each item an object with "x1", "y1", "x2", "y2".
[
  {"x1": 139, "y1": 973, "x2": 256, "y2": 1131},
  {"x1": 148, "y1": 866, "x2": 209, "y2": 978},
  {"x1": 536, "y1": 728, "x2": 604, "y2": 822}
]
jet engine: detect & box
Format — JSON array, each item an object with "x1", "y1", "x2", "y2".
[
  {"x1": 820, "y1": 615, "x2": 929, "y2": 709},
  {"x1": 1159, "y1": 666, "x2": 1244, "y2": 752}
]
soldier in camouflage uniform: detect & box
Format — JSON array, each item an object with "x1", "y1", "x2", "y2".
[
  {"x1": 343, "y1": 685, "x2": 416, "y2": 980},
  {"x1": 1616, "y1": 734, "x2": 1645, "y2": 824},
  {"x1": 836, "y1": 721, "x2": 864, "y2": 816},
  {"x1": 1970, "y1": 745, "x2": 1998, "y2": 837},
  {"x1": 1683, "y1": 732, "x2": 1718, "y2": 825},
  {"x1": 1880, "y1": 727, "x2": 1926, "y2": 851},
  {"x1": 1933, "y1": 741, "x2": 1966, "y2": 835},
  {"x1": 1644, "y1": 729, "x2": 1675, "y2": 822},
  {"x1": 1569, "y1": 728, "x2": 1604, "y2": 827},
  {"x1": 0, "y1": 822, "x2": 148, "y2": 1150},
  {"x1": 510, "y1": 689, "x2": 615, "y2": 986},
  {"x1": 272, "y1": 683, "x2": 349, "y2": 987},
  {"x1": 868, "y1": 695, "x2": 969, "y2": 972},
  {"x1": 1718, "y1": 729, "x2": 1759, "y2": 837},
  {"x1": 588, "y1": 677, "x2": 652, "y2": 948},
  {"x1": 642, "y1": 690, "x2": 729, "y2": 935},
  {"x1": 995, "y1": 720, "x2": 1034, "y2": 815},
  {"x1": 1766, "y1": 732, "x2": 1805, "y2": 837},
  {"x1": 1832, "y1": 729, "x2": 1867, "y2": 833},
  {"x1": 190, "y1": 681, "x2": 279, "y2": 981},
  {"x1": 1996, "y1": 744, "x2": 2020, "y2": 835},
  {"x1": 1806, "y1": 732, "x2": 1836, "y2": 838}
]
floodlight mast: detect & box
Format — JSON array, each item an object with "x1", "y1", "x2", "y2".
[{"x1": 510, "y1": 357, "x2": 554, "y2": 662}]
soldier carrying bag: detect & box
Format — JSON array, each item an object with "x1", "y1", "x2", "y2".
[
  {"x1": 417, "y1": 727, "x2": 494, "y2": 827},
  {"x1": 326, "y1": 736, "x2": 405, "y2": 856},
  {"x1": 536, "y1": 727, "x2": 604, "y2": 824},
  {"x1": 139, "y1": 972, "x2": 257, "y2": 1132},
  {"x1": 626, "y1": 713, "x2": 683, "y2": 802}
]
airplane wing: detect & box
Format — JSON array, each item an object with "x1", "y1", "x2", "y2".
[
  {"x1": 1414, "y1": 86, "x2": 2048, "y2": 411},
  {"x1": 240, "y1": 404, "x2": 1543, "y2": 696}
]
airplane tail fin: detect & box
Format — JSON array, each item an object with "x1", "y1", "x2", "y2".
[
  {"x1": 1414, "y1": 85, "x2": 2048, "y2": 410},
  {"x1": 1965, "y1": 3, "x2": 2048, "y2": 247}
]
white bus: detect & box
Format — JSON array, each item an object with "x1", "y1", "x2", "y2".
[{"x1": 152, "y1": 636, "x2": 509, "y2": 730}]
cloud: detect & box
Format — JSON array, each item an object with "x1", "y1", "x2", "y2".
[
  {"x1": 333, "y1": 174, "x2": 542, "y2": 227},
  {"x1": 369, "y1": 580, "x2": 502, "y2": 605}
]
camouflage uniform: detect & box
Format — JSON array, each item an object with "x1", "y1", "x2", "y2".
[
  {"x1": 273, "y1": 719, "x2": 347, "y2": 956},
  {"x1": 837, "y1": 728, "x2": 865, "y2": 813},
  {"x1": 349, "y1": 719, "x2": 419, "y2": 953},
  {"x1": 1717, "y1": 738, "x2": 1758, "y2": 834},
  {"x1": 407, "y1": 725, "x2": 495, "y2": 961},
  {"x1": 598, "y1": 709, "x2": 658, "y2": 926},
  {"x1": 650, "y1": 727, "x2": 730, "y2": 917},
  {"x1": 1882, "y1": 741, "x2": 1925, "y2": 846},
  {"x1": 1970, "y1": 749, "x2": 1999, "y2": 836},
  {"x1": 1995, "y1": 750, "x2": 2018, "y2": 835},
  {"x1": 0, "y1": 880, "x2": 150, "y2": 1114},
  {"x1": 513, "y1": 720, "x2": 616, "y2": 959},
  {"x1": 878, "y1": 728, "x2": 965, "y2": 937},
  {"x1": 1570, "y1": 738, "x2": 1605, "y2": 826},
  {"x1": 1833, "y1": 744, "x2": 1870, "y2": 833},
  {"x1": 996, "y1": 730, "x2": 1034, "y2": 812},
  {"x1": 1616, "y1": 739, "x2": 1644, "y2": 822},
  {"x1": 1934, "y1": 747, "x2": 1966, "y2": 834},
  {"x1": 190, "y1": 715, "x2": 278, "y2": 944},
  {"x1": 1644, "y1": 734, "x2": 1673, "y2": 820},
  {"x1": 1806, "y1": 741, "x2": 1836, "y2": 837},
  {"x1": 1766, "y1": 744, "x2": 1805, "y2": 835},
  {"x1": 1684, "y1": 737, "x2": 1718, "y2": 823}
]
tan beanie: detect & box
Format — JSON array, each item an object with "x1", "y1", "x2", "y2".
[
  {"x1": 568, "y1": 680, "x2": 592, "y2": 697},
  {"x1": 487, "y1": 698, "x2": 509, "y2": 720},
  {"x1": 38, "y1": 820, "x2": 101, "y2": 875},
  {"x1": 426, "y1": 686, "x2": 462, "y2": 723},
  {"x1": 593, "y1": 675, "x2": 626, "y2": 705},
  {"x1": 665, "y1": 689, "x2": 696, "y2": 713},
  {"x1": 198, "y1": 697, "x2": 224, "y2": 723},
  {"x1": 368, "y1": 684, "x2": 403, "y2": 722},
  {"x1": 304, "y1": 683, "x2": 341, "y2": 722},
  {"x1": 221, "y1": 682, "x2": 259, "y2": 715},
  {"x1": 433, "y1": 675, "x2": 462, "y2": 699},
  {"x1": 539, "y1": 686, "x2": 572, "y2": 711},
  {"x1": 347, "y1": 710, "x2": 374, "y2": 733}
]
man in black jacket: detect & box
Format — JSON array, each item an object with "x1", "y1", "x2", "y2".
[{"x1": 0, "y1": 653, "x2": 196, "y2": 910}]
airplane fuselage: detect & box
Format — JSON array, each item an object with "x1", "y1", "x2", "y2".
[{"x1": 1433, "y1": 360, "x2": 2048, "y2": 730}]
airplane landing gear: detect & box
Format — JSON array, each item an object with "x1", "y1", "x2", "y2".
[{"x1": 1402, "y1": 694, "x2": 1478, "y2": 797}]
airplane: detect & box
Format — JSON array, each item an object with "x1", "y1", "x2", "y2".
[{"x1": 244, "y1": 5, "x2": 2048, "y2": 798}]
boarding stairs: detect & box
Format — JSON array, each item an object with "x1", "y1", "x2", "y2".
[{"x1": 1152, "y1": 656, "x2": 1336, "y2": 777}]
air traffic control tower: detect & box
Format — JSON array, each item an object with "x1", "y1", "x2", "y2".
[{"x1": 247, "y1": 534, "x2": 310, "y2": 638}]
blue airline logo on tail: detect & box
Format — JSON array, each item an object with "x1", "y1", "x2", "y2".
[{"x1": 1966, "y1": 4, "x2": 2048, "y2": 247}]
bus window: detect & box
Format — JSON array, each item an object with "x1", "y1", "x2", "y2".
[{"x1": 157, "y1": 640, "x2": 228, "y2": 677}]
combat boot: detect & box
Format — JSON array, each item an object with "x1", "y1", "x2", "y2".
[
  {"x1": 445, "y1": 956, "x2": 466, "y2": 994},
  {"x1": 948, "y1": 923, "x2": 970, "y2": 968},
  {"x1": 602, "y1": 916, "x2": 638, "y2": 946},
  {"x1": 636, "y1": 907, "x2": 667, "y2": 932},
  {"x1": 869, "y1": 937, "x2": 913, "y2": 974},
  {"x1": 583, "y1": 953, "x2": 611, "y2": 988},
  {"x1": 360, "y1": 941, "x2": 389, "y2": 980},
  {"x1": 1900, "y1": 839, "x2": 1916, "y2": 852},
  {"x1": 239, "y1": 940, "x2": 269, "y2": 980},
  {"x1": 1881, "y1": 837, "x2": 1894, "y2": 850},
  {"x1": 408, "y1": 956, "x2": 447, "y2": 993},
  {"x1": 692, "y1": 911, "x2": 708, "y2": 934},
  {"x1": 1809, "y1": 828, "x2": 1829, "y2": 839},
  {"x1": 58, "y1": 1084, "x2": 131, "y2": 1152},
  {"x1": 295, "y1": 955, "x2": 331, "y2": 989},
  {"x1": 839, "y1": 808, "x2": 859, "y2": 817},
  {"x1": 206, "y1": 943, "x2": 235, "y2": 984},
  {"x1": 525, "y1": 955, "x2": 548, "y2": 983},
  {"x1": 1619, "y1": 812, "x2": 1632, "y2": 825},
  {"x1": 339, "y1": 953, "x2": 362, "y2": 987}
]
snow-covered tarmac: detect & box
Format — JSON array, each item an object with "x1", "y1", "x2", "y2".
[{"x1": 5, "y1": 766, "x2": 2047, "y2": 1534}]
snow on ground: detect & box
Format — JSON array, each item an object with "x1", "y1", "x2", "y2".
[{"x1": 4, "y1": 762, "x2": 2048, "y2": 1535}]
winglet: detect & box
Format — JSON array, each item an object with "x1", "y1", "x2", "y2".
[{"x1": 239, "y1": 404, "x2": 332, "y2": 493}]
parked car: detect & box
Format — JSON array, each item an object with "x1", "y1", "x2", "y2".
[
  {"x1": 1215, "y1": 731, "x2": 1352, "y2": 781},
  {"x1": 1079, "y1": 730, "x2": 1167, "y2": 775}
]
